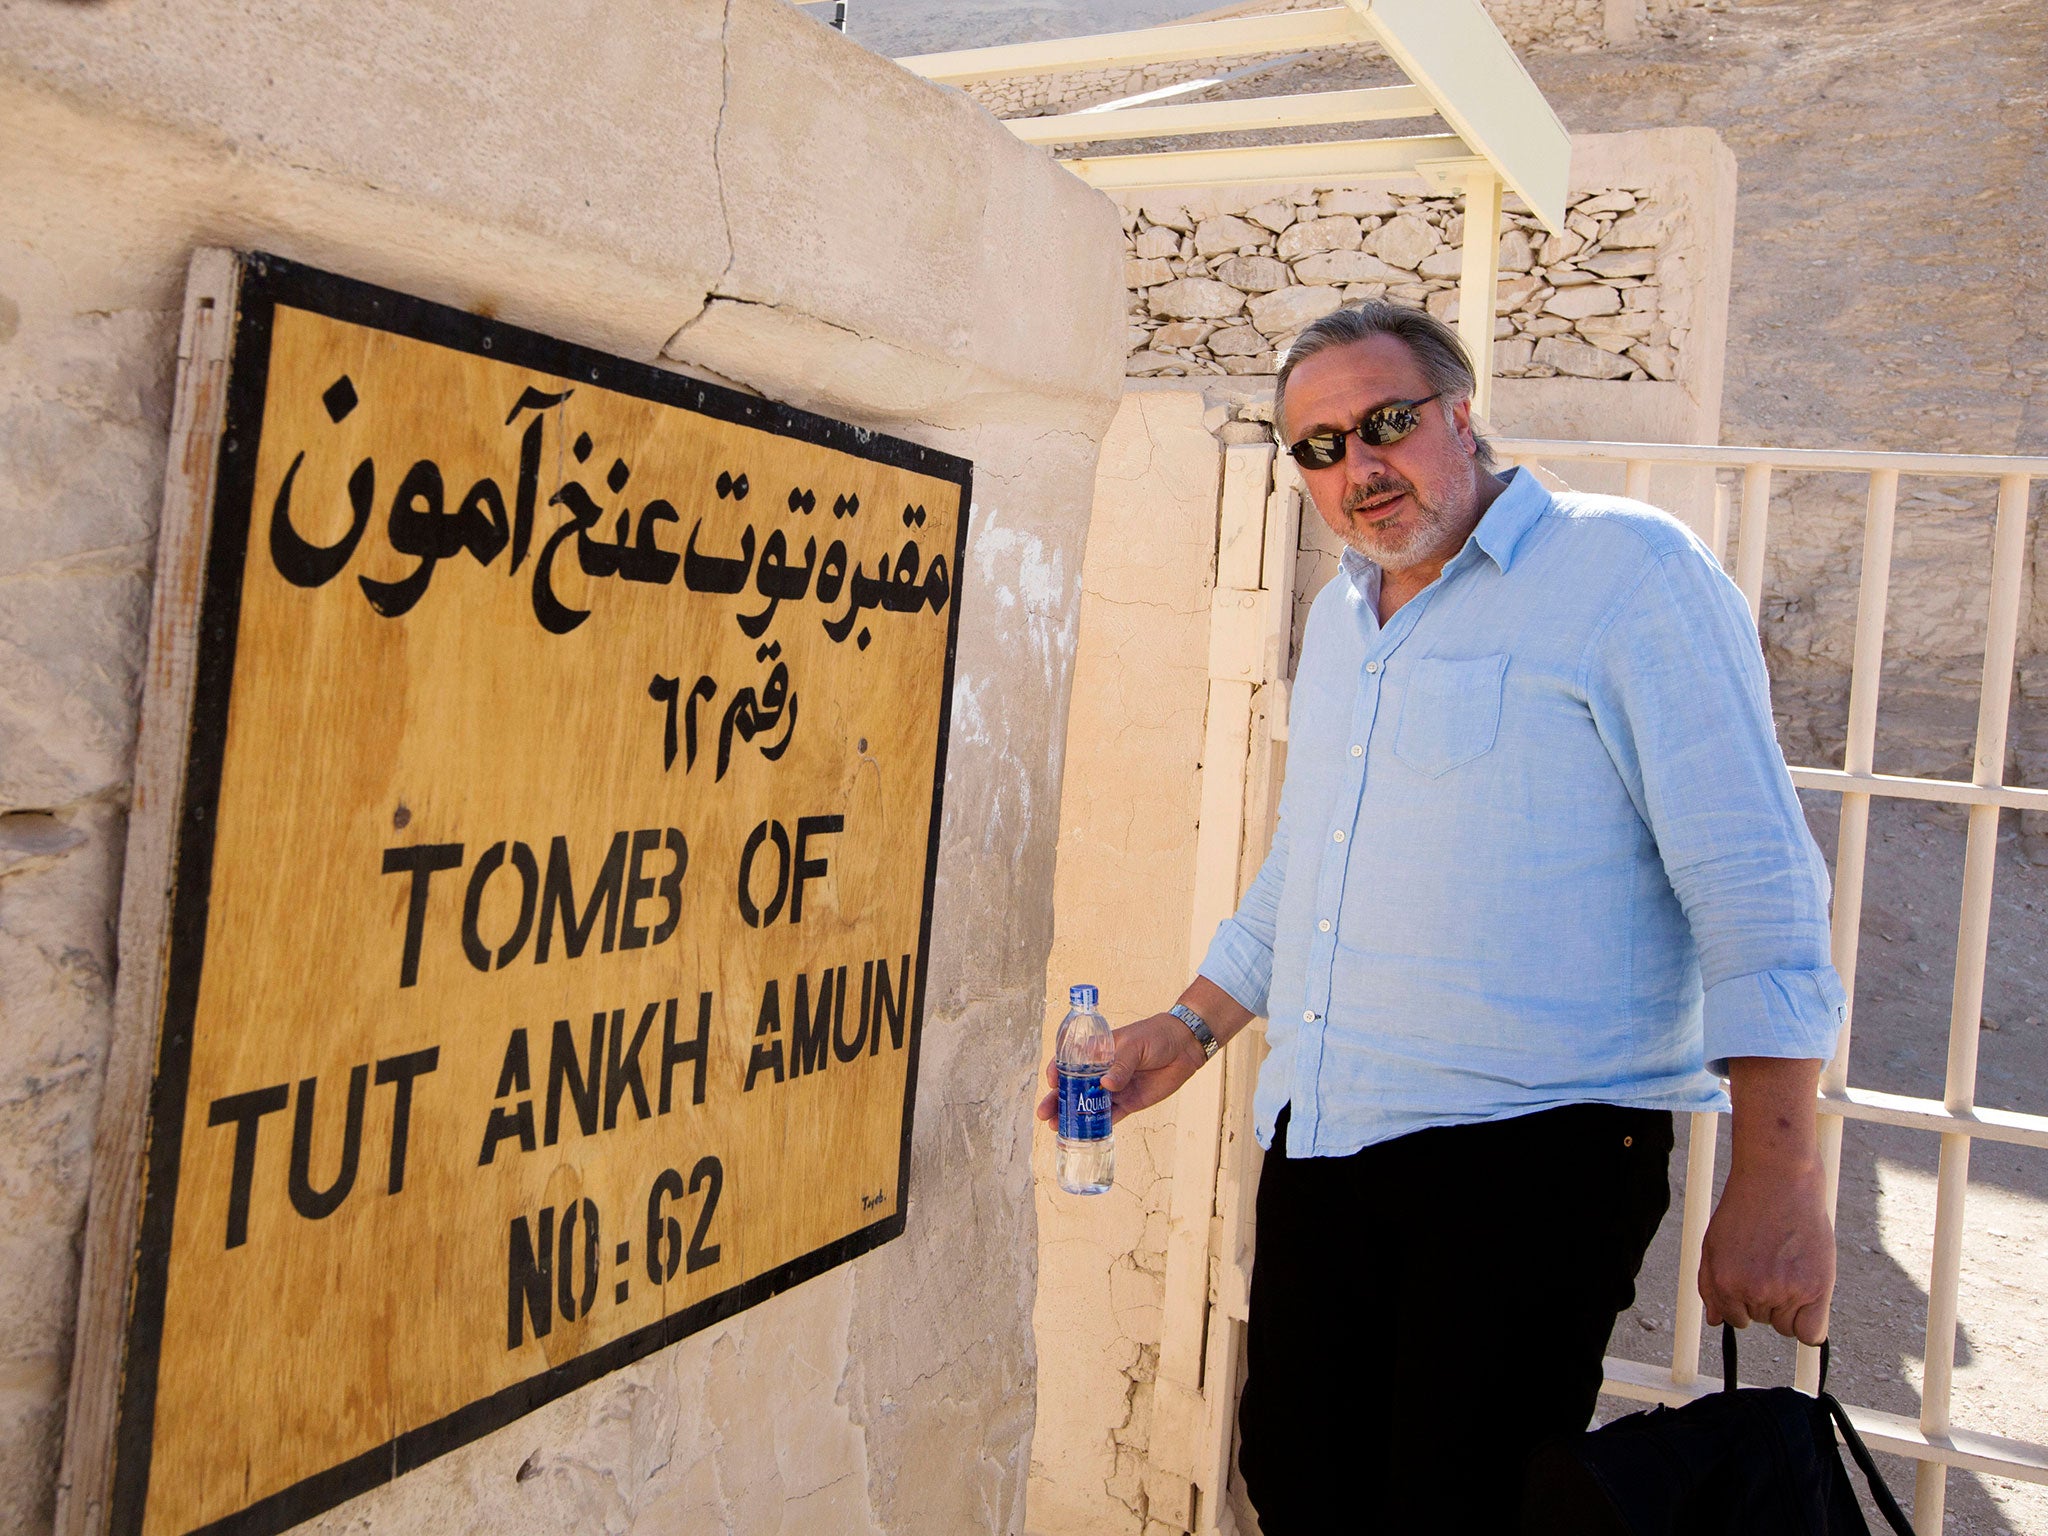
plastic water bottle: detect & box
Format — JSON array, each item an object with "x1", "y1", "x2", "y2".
[{"x1": 1055, "y1": 984, "x2": 1115, "y2": 1194}]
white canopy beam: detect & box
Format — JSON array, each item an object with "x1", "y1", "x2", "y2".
[
  {"x1": 899, "y1": 8, "x2": 1366, "y2": 85},
  {"x1": 1004, "y1": 84, "x2": 1436, "y2": 146},
  {"x1": 1344, "y1": 0, "x2": 1570, "y2": 232},
  {"x1": 1063, "y1": 132, "x2": 1468, "y2": 193}
]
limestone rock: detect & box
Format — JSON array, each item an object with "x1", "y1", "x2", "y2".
[
  {"x1": 1126, "y1": 350, "x2": 1186, "y2": 375},
  {"x1": 1580, "y1": 310, "x2": 1654, "y2": 336},
  {"x1": 1212, "y1": 255, "x2": 1290, "y2": 293},
  {"x1": 1245, "y1": 200, "x2": 1296, "y2": 233},
  {"x1": 1497, "y1": 229, "x2": 1534, "y2": 272},
  {"x1": 1132, "y1": 225, "x2": 1179, "y2": 260},
  {"x1": 1320, "y1": 188, "x2": 1398, "y2": 217},
  {"x1": 1277, "y1": 216, "x2": 1362, "y2": 263},
  {"x1": 1194, "y1": 214, "x2": 1263, "y2": 257},
  {"x1": 1418, "y1": 248, "x2": 1465, "y2": 280},
  {"x1": 1494, "y1": 338, "x2": 1535, "y2": 373},
  {"x1": 1627, "y1": 343, "x2": 1677, "y2": 381},
  {"x1": 1341, "y1": 282, "x2": 1390, "y2": 304},
  {"x1": 1148, "y1": 278, "x2": 1245, "y2": 320},
  {"x1": 1497, "y1": 273, "x2": 1545, "y2": 311},
  {"x1": 1125, "y1": 324, "x2": 1151, "y2": 353},
  {"x1": 1140, "y1": 200, "x2": 1194, "y2": 232},
  {"x1": 1582, "y1": 249, "x2": 1657, "y2": 279},
  {"x1": 1524, "y1": 316, "x2": 1575, "y2": 336},
  {"x1": 1543, "y1": 284, "x2": 1623, "y2": 319},
  {"x1": 1151, "y1": 320, "x2": 1215, "y2": 349},
  {"x1": 1424, "y1": 289, "x2": 1459, "y2": 323},
  {"x1": 1208, "y1": 324, "x2": 1269, "y2": 356},
  {"x1": 1533, "y1": 336, "x2": 1634, "y2": 379},
  {"x1": 1577, "y1": 190, "x2": 1638, "y2": 215},
  {"x1": 1125, "y1": 257, "x2": 1174, "y2": 288},
  {"x1": 1292, "y1": 249, "x2": 1407, "y2": 286},
  {"x1": 1623, "y1": 283, "x2": 1662, "y2": 311},
  {"x1": 1538, "y1": 229, "x2": 1585, "y2": 265},
  {"x1": 1602, "y1": 210, "x2": 1669, "y2": 248},
  {"x1": 1365, "y1": 213, "x2": 1438, "y2": 271},
  {"x1": 1221, "y1": 353, "x2": 1277, "y2": 375},
  {"x1": 1248, "y1": 285, "x2": 1344, "y2": 336}
]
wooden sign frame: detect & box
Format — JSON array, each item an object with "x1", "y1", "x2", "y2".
[{"x1": 59, "y1": 250, "x2": 971, "y2": 1536}]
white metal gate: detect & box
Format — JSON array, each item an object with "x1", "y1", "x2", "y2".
[{"x1": 1153, "y1": 437, "x2": 2048, "y2": 1535}]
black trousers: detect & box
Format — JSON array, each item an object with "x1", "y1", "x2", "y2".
[{"x1": 1237, "y1": 1102, "x2": 1673, "y2": 1535}]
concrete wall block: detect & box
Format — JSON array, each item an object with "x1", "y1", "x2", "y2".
[{"x1": 1, "y1": 1, "x2": 1126, "y2": 1528}]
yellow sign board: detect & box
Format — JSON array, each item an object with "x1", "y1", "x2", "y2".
[{"x1": 97, "y1": 255, "x2": 968, "y2": 1535}]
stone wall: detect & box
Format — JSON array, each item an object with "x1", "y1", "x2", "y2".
[
  {"x1": 0, "y1": 2, "x2": 1125, "y2": 1532},
  {"x1": 959, "y1": 0, "x2": 1714, "y2": 121},
  {"x1": 1122, "y1": 183, "x2": 1684, "y2": 386}
]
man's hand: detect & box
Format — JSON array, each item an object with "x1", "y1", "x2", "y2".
[
  {"x1": 1699, "y1": 1056, "x2": 1835, "y2": 1345},
  {"x1": 1037, "y1": 1011, "x2": 1207, "y2": 1125},
  {"x1": 1035, "y1": 979, "x2": 1252, "y2": 1126}
]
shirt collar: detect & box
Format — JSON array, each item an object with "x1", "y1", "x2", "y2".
[
  {"x1": 1337, "y1": 465, "x2": 1548, "y2": 594},
  {"x1": 1468, "y1": 465, "x2": 1549, "y2": 573}
]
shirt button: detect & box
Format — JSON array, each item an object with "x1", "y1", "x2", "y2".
[
  {"x1": 1303, "y1": 1009, "x2": 1316, "y2": 1022},
  {"x1": 1366, "y1": 660, "x2": 1381, "y2": 674},
  {"x1": 1318, "y1": 919, "x2": 1331, "y2": 932},
  {"x1": 1332, "y1": 829, "x2": 1345, "y2": 843},
  {"x1": 1350, "y1": 744, "x2": 1363, "y2": 757}
]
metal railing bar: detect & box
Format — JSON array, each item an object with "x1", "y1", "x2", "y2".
[
  {"x1": 1601, "y1": 1357, "x2": 2048, "y2": 1485},
  {"x1": 1733, "y1": 463, "x2": 1771, "y2": 622},
  {"x1": 1799, "y1": 470, "x2": 1897, "y2": 1396},
  {"x1": 1785, "y1": 767, "x2": 2048, "y2": 813},
  {"x1": 1820, "y1": 1088, "x2": 2048, "y2": 1152},
  {"x1": 1498, "y1": 438, "x2": 2048, "y2": 476},
  {"x1": 1623, "y1": 457, "x2": 1653, "y2": 503},
  {"x1": 1668, "y1": 1111, "x2": 1718, "y2": 1386},
  {"x1": 1913, "y1": 472, "x2": 2032, "y2": 1527}
]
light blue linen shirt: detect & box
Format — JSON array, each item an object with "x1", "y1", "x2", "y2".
[{"x1": 1199, "y1": 467, "x2": 1847, "y2": 1158}]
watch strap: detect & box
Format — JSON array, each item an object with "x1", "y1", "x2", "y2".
[{"x1": 1169, "y1": 1002, "x2": 1220, "y2": 1059}]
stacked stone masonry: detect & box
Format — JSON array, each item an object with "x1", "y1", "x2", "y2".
[
  {"x1": 1122, "y1": 185, "x2": 1684, "y2": 384},
  {"x1": 959, "y1": 0, "x2": 1716, "y2": 121}
]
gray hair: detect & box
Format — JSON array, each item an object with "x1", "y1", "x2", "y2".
[{"x1": 1276, "y1": 300, "x2": 1498, "y2": 472}]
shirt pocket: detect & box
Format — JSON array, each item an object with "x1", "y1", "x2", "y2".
[{"x1": 1391, "y1": 653, "x2": 1509, "y2": 777}]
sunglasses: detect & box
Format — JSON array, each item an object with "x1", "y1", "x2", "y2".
[{"x1": 1285, "y1": 393, "x2": 1443, "y2": 469}]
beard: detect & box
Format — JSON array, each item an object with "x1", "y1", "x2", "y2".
[{"x1": 1331, "y1": 474, "x2": 1463, "y2": 573}]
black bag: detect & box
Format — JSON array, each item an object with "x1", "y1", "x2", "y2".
[{"x1": 1521, "y1": 1326, "x2": 1914, "y2": 1535}]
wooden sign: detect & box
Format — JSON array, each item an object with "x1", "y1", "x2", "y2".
[{"x1": 60, "y1": 252, "x2": 969, "y2": 1536}]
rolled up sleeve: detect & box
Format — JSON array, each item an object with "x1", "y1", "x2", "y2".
[
  {"x1": 1583, "y1": 543, "x2": 1847, "y2": 1076},
  {"x1": 1198, "y1": 834, "x2": 1282, "y2": 1018}
]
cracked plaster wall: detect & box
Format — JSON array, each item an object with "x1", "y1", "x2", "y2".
[
  {"x1": 0, "y1": 1, "x2": 1125, "y2": 1530},
  {"x1": 1026, "y1": 391, "x2": 1222, "y2": 1536}
]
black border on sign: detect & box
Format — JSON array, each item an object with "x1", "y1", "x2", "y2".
[{"x1": 108, "y1": 252, "x2": 973, "y2": 1536}]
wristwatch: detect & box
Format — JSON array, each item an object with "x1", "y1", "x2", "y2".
[{"x1": 1169, "y1": 1002, "x2": 1221, "y2": 1060}]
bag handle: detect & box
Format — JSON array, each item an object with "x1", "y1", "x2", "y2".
[{"x1": 1719, "y1": 1325, "x2": 1914, "y2": 1536}]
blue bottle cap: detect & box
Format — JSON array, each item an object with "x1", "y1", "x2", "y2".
[{"x1": 1069, "y1": 984, "x2": 1098, "y2": 1010}]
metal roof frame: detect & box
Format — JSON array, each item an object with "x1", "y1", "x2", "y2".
[
  {"x1": 900, "y1": 1, "x2": 1570, "y2": 235},
  {"x1": 900, "y1": 1, "x2": 1575, "y2": 413}
]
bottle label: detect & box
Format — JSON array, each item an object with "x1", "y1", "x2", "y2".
[{"x1": 1057, "y1": 1068, "x2": 1111, "y2": 1141}]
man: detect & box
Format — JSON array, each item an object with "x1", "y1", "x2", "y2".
[{"x1": 1038, "y1": 302, "x2": 1843, "y2": 1531}]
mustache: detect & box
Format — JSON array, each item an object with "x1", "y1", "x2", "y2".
[{"x1": 1343, "y1": 477, "x2": 1414, "y2": 513}]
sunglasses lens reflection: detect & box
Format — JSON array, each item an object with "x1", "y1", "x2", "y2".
[{"x1": 1289, "y1": 403, "x2": 1422, "y2": 468}]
